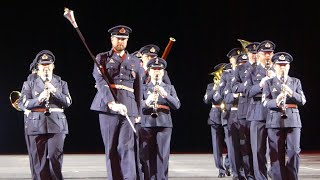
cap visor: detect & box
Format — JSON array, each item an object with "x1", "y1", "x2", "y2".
[
  {"x1": 150, "y1": 65, "x2": 164, "y2": 69},
  {"x1": 260, "y1": 49, "x2": 274, "y2": 52},
  {"x1": 145, "y1": 53, "x2": 158, "y2": 56},
  {"x1": 275, "y1": 61, "x2": 290, "y2": 64},
  {"x1": 38, "y1": 61, "x2": 54, "y2": 64},
  {"x1": 113, "y1": 35, "x2": 129, "y2": 38}
]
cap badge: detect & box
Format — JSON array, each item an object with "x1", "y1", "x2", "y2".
[
  {"x1": 41, "y1": 54, "x2": 48, "y2": 60},
  {"x1": 253, "y1": 44, "x2": 256, "y2": 50},
  {"x1": 155, "y1": 58, "x2": 159, "y2": 64},
  {"x1": 279, "y1": 55, "x2": 286, "y2": 60},
  {"x1": 265, "y1": 42, "x2": 271, "y2": 48},
  {"x1": 242, "y1": 54, "x2": 247, "y2": 59},
  {"x1": 119, "y1": 27, "x2": 126, "y2": 33},
  {"x1": 150, "y1": 47, "x2": 156, "y2": 53},
  {"x1": 237, "y1": 50, "x2": 240, "y2": 55}
]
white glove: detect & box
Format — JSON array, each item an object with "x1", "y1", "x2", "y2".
[
  {"x1": 213, "y1": 83, "x2": 218, "y2": 90},
  {"x1": 135, "y1": 116, "x2": 141, "y2": 123},
  {"x1": 276, "y1": 92, "x2": 286, "y2": 106},
  {"x1": 267, "y1": 70, "x2": 276, "y2": 78},
  {"x1": 38, "y1": 90, "x2": 50, "y2": 103},
  {"x1": 108, "y1": 102, "x2": 127, "y2": 116},
  {"x1": 145, "y1": 94, "x2": 156, "y2": 107},
  {"x1": 282, "y1": 84, "x2": 293, "y2": 97},
  {"x1": 24, "y1": 109, "x2": 31, "y2": 117},
  {"x1": 45, "y1": 82, "x2": 57, "y2": 93},
  {"x1": 259, "y1": 76, "x2": 270, "y2": 88},
  {"x1": 156, "y1": 86, "x2": 168, "y2": 98}
]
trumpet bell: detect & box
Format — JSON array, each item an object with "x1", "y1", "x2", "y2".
[{"x1": 10, "y1": 91, "x2": 22, "y2": 111}]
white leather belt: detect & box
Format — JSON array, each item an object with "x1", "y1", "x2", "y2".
[
  {"x1": 31, "y1": 108, "x2": 64, "y2": 113},
  {"x1": 110, "y1": 84, "x2": 134, "y2": 92},
  {"x1": 49, "y1": 108, "x2": 64, "y2": 112}
]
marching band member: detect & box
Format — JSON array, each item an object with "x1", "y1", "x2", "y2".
[
  {"x1": 18, "y1": 50, "x2": 72, "y2": 179},
  {"x1": 140, "y1": 57, "x2": 180, "y2": 180},
  {"x1": 262, "y1": 52, "x2": 306, "y2": 180}
]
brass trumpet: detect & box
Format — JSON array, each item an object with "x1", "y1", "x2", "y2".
[{"x1": 10, "y1": 91, "x2": 22, "y2": 111}]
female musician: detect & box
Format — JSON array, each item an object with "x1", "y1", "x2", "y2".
[
  {"x1": 140, "y1": 57, "x2": 180, "y2": 180},
  {"x1": 262, "y1": 52, "x2": 306, "y2": 180},
  {"x1": 18, "y1": 50, "x2": 72, "y2": 179}
]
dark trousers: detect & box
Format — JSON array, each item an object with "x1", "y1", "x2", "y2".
[
  {"x1": 99, "y1": 114, "x2": 136, "y2": 180},
  {"x1": 28, "y1": 133, "x2": 66, "y2": 180},
  {"x1": 135, "y1": 123, "x2": 144, "y2": 180},
  {"x1": 223, "y1": 125, "x2": 231, "y2": 171},
  {"x1": 210, "y1": 124, "x2": 229, "y2": 174},
  {"x1": 268, "y1": 128, "x2": 301, "y2": 180},
  {"x1": 227, "y1": 110, "x2": 245, "y2": 179},
  {"x1": 239, "y1": 119, "x2": 254, "y2": 179},
  {"x1": 25, "y1": 132, "x2": 36, "y2": 179},
  {"x1": 140, "y1": 127, "x2": 172, "y2": 180},
  {"x1": 250, "y1": 121, "x2": 268, "y2": 180}
]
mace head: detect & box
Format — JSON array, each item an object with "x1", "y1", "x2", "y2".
[{"x1": 64, "y1": 7, "x2": 78, "y2": 28}]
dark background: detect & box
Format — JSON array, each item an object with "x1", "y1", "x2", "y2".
[{"x1": 0, "y1": 0, "x2": 318, "y2": 154}]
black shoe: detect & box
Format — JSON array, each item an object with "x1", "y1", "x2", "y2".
[
  {"x1": 225, "y1": 168, "x2": 231, "y2": 176},
  {"x1": 233, "y1": 176, "x2": 246, "y2": 180},
  {"x1": 218, "y1": 172, "x2": 225, "y2": 178}
]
